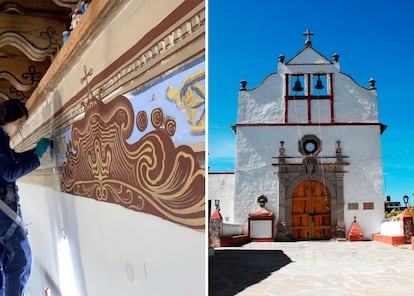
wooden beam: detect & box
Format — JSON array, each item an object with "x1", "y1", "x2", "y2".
[{"x1": 0, "y1": 13, "x2": 66, "y2": 49}]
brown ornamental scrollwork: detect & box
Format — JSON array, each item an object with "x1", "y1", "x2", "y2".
[
  {"x1": 165, "y1": 117, "x2": 176, "y2": 137},
  {"x1": 136, "y1": 111, "x2": 148, "y2": 131},
  {"x1": 151, "y1": 107, "x2": 163, "y2": 128},
  {"x1": 62, "y1": 94, "x2": 205, "y2": 231}
]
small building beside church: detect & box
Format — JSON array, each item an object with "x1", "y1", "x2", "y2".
[{"x1": 210, "y1": 30, "x2": 386, "y2": 241}]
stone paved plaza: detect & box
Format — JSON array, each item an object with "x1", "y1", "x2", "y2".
[{"x1": 209, "y1": 241, "x2": 414, "y2": 296}]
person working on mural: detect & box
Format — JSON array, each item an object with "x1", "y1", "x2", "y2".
[{"x1": 0, "y1": 99, "x2": 50, "y2": 296}]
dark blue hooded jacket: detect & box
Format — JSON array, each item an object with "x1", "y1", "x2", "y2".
[{"x1": 0, "y1": 128, "x2": 40, "y2": 234}]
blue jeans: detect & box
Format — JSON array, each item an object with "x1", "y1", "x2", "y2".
[{"x1": 0, "y1": 224, "x2": 31, "y2": 296}]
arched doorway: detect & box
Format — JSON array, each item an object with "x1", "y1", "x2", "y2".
[{"x1": 291, "y1": 180, "x2": 331, "y2": 240}]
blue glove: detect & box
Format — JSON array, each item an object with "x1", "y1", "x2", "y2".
[{"x1": 34, "y1": 138, "x2": 51, "y2": 158}]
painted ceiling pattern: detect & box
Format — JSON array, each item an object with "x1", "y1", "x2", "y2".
[
  {"x1": 61, "y1": 92, "x2": 205, "y2": 231},
  {"x1": 0, "y1": 1, "x2": 70, "y2": 101}
]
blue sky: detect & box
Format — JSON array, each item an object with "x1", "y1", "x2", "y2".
[{"x1": 207, "y1": 0, "x2": 414, "y2": 204}]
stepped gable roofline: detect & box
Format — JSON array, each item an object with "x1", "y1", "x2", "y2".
[
  {"x1": 285, "y1": 46, "x2": 332, "y2": 65},
  {"x1": 338, "y1": 71, "x2": 373, "y2": 91},
  {"x1": 237, "y1": 72, "x2": 279, "y2": 92}
]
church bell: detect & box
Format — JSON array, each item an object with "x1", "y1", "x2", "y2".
[
  {"x1": 292, "y1": 76, "x2": 304, "y2": 92},
  {"x1": 315, "y1": 75, "x2": 324, "y2": 89}
]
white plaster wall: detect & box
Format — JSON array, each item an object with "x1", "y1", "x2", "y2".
[
  {"x1": 234, "y1": 125, "x2": 384, "y2": 239},
  {"x1": 207, "y1": 173, "x2": 235, "y2": 223},
  {"x1": 19, "y1": 182, "x2": 205, "y2": 296},
  {"x1": 234, "y1": 126, "x2": 280, "y2": 232},
  {"x1": 334, "y1": 73, "x2": 378, "y2": 122},
  {"x1": 342, "y1": 125, "x2": 385, "y2": 238},
  {"x1": 287, "y1": 47, "x2": 331, "y2": 64},
  {"x1": 278, "y1": 63, "x2": 339, "y2": 75},
  {"x1": 237, "y1": 74, "x2": 284, "y2": 124}
]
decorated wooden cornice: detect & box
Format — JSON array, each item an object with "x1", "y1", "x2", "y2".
[
  {"x1": 0, "y1": 13, "x2": 63, "y2": 59},
  {"x1": 0, "y1": 3, "x2": 25, "y2": 15},
  {"x1": 0, "y1": 71, "x2": 35, "y2": 92},
  {"x1": 52, "y1": 0, "x2": 78, "y2": 8},
  {"x1": 0, "y1": 30, "x2": 59, "y2": 62},
  {"x1": 0, "y1": 9, "x2": 67, "y2": 101}
]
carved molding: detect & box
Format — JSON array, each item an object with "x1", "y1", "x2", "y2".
[
  {"x1": 0, "y1": 30, "x2": 59, "y2": 62},
  {"x1": 0, "y1": 71, "x2": 33, "y2": 92},
  {"x1": 0, "y1": 92, "x2": 10, "y2": 101},
  {"x1": 9, "y1": 86, "x2": 28, "y2": 100},
  {"x1": 25, "y1": 0, "x2": 130, "y2": 112},
  {"x1": 0, "y1": 3, "x2": 25, "y2": 15},
  {"x1": 0, "y1": 65, "x2": 42, "y2": 100},
  {"x1": 52, "y1": 0, "x2": 79, "y2": 8},
  {"x1": 98, "y1": 5, "x2": 205, "y2": 99},
  {"x1": 56, "y1": 2, "x2": 205, "y2": 143}
]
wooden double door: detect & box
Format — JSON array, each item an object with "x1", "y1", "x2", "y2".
[{"x1": 291, "y1": 180, "x2": 331, "y2": 240}]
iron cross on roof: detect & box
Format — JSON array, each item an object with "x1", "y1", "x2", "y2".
[{"x1": 304, "y1": 28, "x2": 314, "y2": 47}]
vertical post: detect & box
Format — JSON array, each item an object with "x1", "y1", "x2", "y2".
[{"x1": 401, "y1": 209, "x2": 414, "y2": 244}]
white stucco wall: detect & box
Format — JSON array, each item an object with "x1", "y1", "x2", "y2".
[
  {"x1": 234, "y1": 124, "x2": 384, "y2": 239},
  {"x1": 19, "y1": 182, "x2": 204, "y2": 296},
  {"x1": 334, "y1": 73, "x2": 378, "y2": 122},
  {"x1": 237, "y1": 74, "x2": 285, "y2": 124}
]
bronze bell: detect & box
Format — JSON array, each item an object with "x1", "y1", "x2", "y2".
[
  {"x1": 315, "y1": 75, "x2": 324, "y2": 89},
  {"x1": 292, "y1": 77, "x2": 303, "y2": 92}
]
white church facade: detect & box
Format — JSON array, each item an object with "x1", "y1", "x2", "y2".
[{"x1": 210, "y1": 31, "x2": 386, "y2": 241}]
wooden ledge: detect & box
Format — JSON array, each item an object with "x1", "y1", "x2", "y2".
[{"x1": 26, "y1": 0, "x2": 128, "y2": 112}]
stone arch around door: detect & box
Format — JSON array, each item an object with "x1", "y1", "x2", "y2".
[
  {"x1": 276, "y1": 172, "x2": 344, "y2": 241},
  {"x1": 273, "y1": 139, "x2": 348, "y2": 241}
]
